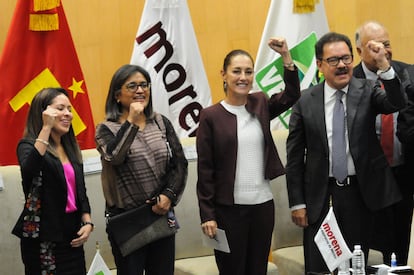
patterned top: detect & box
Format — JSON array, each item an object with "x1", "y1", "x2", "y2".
[{"x1": 96, "y1": 113, "x2": 188, "y2": 210}]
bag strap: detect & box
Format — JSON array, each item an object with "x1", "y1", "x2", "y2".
[
  {"x1": 154, "y1": 113, "x2": 173, "y2": 159},
  {"x1": 154, "y1": 113, "x2": 166, "y2": 135},
  {"x1": 124, "y1": 113, "x2": 172, "y2": 207}
]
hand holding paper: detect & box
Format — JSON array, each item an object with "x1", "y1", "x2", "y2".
[{"x1": 202, "y1": 228, "x2": 230, "y2": 253}]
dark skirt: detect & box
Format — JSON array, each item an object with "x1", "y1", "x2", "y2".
[{"x1": 20, "y1": 212, "x2": 86, "y2": 275}]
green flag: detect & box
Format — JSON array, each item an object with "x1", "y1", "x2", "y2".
[
  {"x1": 254, "y1": 0, "x2": 329, "y2": 129},
  {"x1": 255, "y1": 33, "x2": 319, "y2": 128}
]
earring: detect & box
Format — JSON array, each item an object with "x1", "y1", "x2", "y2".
[
  {"x1": 223, "y1": 81, "x2": 227, "y2": 91},
  {"x1": 117, "y1": 99, "x2": 120, "y2": 103}
]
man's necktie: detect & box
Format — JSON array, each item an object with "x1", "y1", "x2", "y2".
[
  {"x1": 381, "y1": 113, "x2": 394, "y2": 165},
  {"x1": 378, "y1": 80, "x2": 394, "y2": 165},
  {"x1": 332, "y1": 90, "x2": 348, "y2": 183}
]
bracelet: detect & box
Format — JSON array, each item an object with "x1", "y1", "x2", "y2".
[
  {"x1": 283, "y1": 62, "x2": 295, "y2": 68},
  {"x1": 162, "y1": 188, "x2": 177, "y2": 205},
  {"x1": 35, "y1": 138, "x2": 49, "y2": 146},
  {"x1": 164, "y1": 188, "x2": 177, "y2": 199},
  {"x1": 82, "y1": 221, "x2": 94, "y2": 231}
]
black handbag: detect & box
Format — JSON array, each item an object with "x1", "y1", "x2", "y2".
[{"x1": 106, "y1": 204, "x2": 178, "y2": 257}]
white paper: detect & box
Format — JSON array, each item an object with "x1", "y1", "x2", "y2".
[
  {"x1": 83, "y1": 156, "x2": 102, "y2": 175},
  {"x1": 202, "y1": 228, "x2": 230, "y2": 253},
  {"x1": 389, "y1": 265, "x2": 412, "y2": 273},
  {"x1": 371, "y1": 264, "x2": 412, "y2": 274},
  {"x1": 183, "y1": 144, "x2": 197, "y2": 160}
]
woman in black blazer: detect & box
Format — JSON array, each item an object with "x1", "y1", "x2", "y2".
[{"x1": 12, "y1": 87, "x2": 93, "y2": 275}]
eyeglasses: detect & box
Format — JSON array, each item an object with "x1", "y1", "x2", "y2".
[
  {"x1": 124, "y1": 82, "x2": 151, "y2": 93},
  {"x1": 320, "y1": 54, "x2": 353, "y2": 67}
]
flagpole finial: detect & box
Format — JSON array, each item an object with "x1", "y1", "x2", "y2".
[{"x1": 293, "y1": 0, "x2": 318, "y2": 14}]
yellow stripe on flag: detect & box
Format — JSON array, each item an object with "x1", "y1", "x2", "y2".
[
  {"x1": 29, "y1": 14, "x2": 59, "y2": 31},
  {"x1": 9, "y1": 68, "x2": 60, "y2": 111},
  {"x1": 33, "y1": 0, "x2": 61, "y2": 11},
  {"x1": 33, "y1": 0, "x2": 60, "y2": 11},
  {"x1": 9, "y1": 68, "x2": 87, "y2": 136},
  {"x1": 70, "y1": 105, "x2": 87, "y2": 136}
]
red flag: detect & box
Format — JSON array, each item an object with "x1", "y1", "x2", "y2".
[{"x1": 0, "y1": 0, "x2": 95, "y2": 166}]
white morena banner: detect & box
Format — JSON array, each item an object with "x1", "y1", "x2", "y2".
[
  {"x1": 131, "y1": 0, "x2": 212, "y2": 138},
  {"x1": 254, "y1": 0, "x2": 329, "y2": 129},
  {"x1": 314, "y1": 206, "x2": 353, "y2": 272}
]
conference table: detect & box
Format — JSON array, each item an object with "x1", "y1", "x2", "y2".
[
  {"x1": 309, "y1": 267, "x2": 414, "y2": 274},
  {"x1": 367, "y1": 265, "x2": 414, "y2": 274}
]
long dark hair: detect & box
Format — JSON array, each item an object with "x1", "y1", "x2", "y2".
[
  {"x1": 105, "y1": 64, "x2": 154, "y2": 122},
  {"x1": 23, "y1": 87, "x2": 82, "y2": 164}
]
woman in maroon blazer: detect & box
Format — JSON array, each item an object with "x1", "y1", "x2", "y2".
[{"x1": 196, "y1": 37, "x2": 300, "y2": 275}]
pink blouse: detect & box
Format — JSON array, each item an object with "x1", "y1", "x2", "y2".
[{"x1": 63, "y1": 163, "x2": 78, "y2": 213}]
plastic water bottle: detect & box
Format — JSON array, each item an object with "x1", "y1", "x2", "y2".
[
  {"x1": 338, "y1": 258, "x2": 350, "y2": 275},
  {"x1": 391, "y1": 252, "x2": 397, "y2": 267},
  {"x1": 351, "y1": 244, "x2": 366, "y2": 275}
]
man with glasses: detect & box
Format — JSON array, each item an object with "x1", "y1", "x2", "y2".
[
  {"x1": 286, "y1": 32, "x2": 406, "y2": 273},
  {"x1": 353, "y1": 20, "x2": 413, "y2": 266}
]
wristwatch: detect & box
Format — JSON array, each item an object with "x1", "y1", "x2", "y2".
[
  {"x1": 82, "y1": 221, "x2": 95, "y2": 231},
  {"x1": 283, "y1": 62, "x2": 295, "y2": 69},
  {"x1": 376, "y1": 66, "x2": 391, "y2": 76}
]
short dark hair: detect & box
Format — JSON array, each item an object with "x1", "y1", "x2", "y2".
[
  {"x1": 105, "y1": 64, "x2": 153, "y2": 122},
  {"x1": 315, "y1": 32, "x2": 353, "y2": 60}
]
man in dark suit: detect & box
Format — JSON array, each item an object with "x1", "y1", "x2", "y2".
[
  {"x1": 353, "y1": 21, "x2": 413, "y2": 265},
  {"x1": 286, "y1": 32, "x2": 406, "y2": 273}
]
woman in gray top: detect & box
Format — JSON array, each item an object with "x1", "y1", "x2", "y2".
[{"x1": 95, "y1": 64, "x2": 188, "y2": 275}]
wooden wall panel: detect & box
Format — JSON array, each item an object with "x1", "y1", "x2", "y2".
[
  {"x1": 324, "y1": 0, "x2": 414, "y2": 63},
  {"x1": 1, "y1": 0, "x2": 413, "y2": 125}
]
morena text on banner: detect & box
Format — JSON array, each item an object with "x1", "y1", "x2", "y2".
[
  {"x1": 136, "y1": 21, "x2": 203, "y2": 137},
  {"x1": 322, "y1": 222, "x2": 343, "y2": 257}
]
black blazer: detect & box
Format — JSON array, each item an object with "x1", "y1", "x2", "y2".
[
  {"x1": 355, "y1": 60, "x2": 413, "y2": 174},
  {"x1": 286, "y1": 76, "x2": 405, "y2": 224},
  {"x1": 12, "y1": 139, "x2": 91, "y2": 242}
]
